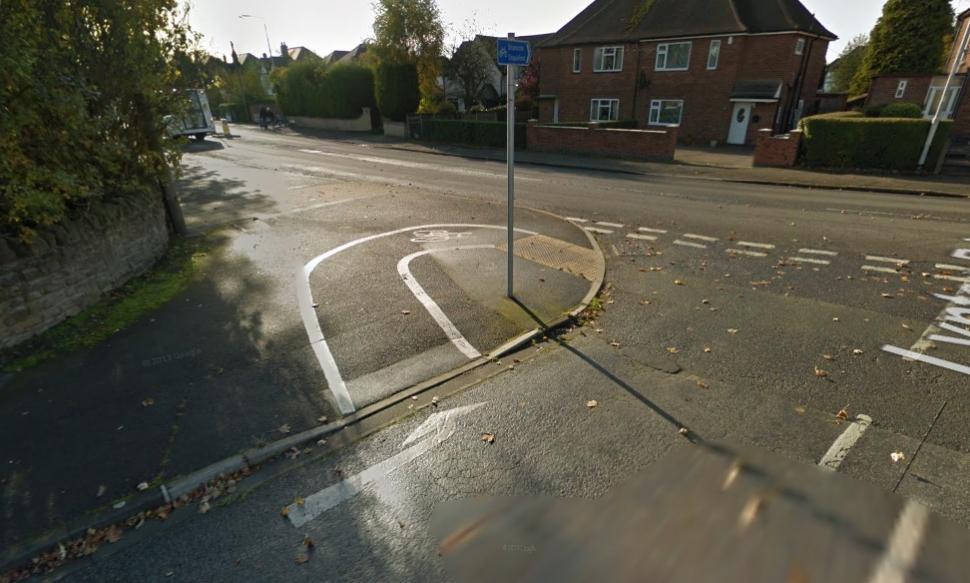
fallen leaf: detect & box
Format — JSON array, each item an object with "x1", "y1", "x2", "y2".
[
  {"x1": 199, "y1": 500, "x2": 211, "y2": 514},
  {"x1": 137, "y1": 482, "x2": 149, "y2": 491},
  {"x1": 852, "y1": 349, "x2": 864, "y2": 355},
  {"x1": 881, "y1": 293, "x2": 894, "y2": 299},
  {"x1": 105, "y1": 525, "x2": 123, "y2": 544},
  {"x1": 902, "y1": 323, "x2": 912, "y2": 330},
  {"x1": 727, "y1": 328, "x2": 739, "y2": 335},
  {"x1": 832, "y1": 317, "x2": 840, "y2": 322},
  {"x1": 610, "y1": 340, "x2": 621, "y2": 348},
  {"x1": 585, "y1": 400, "x2": 599, "y2": 410},
  {"x1": 303, "y1": 535, "x2": 315, "y2": 549},
  {"x1": 697, "y1": 381, "x2": 710, "y2": 390},
  {"x1": 722, "y1": 461, "x2": 742, "y2": 491},
  {"x1": 295, "y1": 553, "x2": 310, "y2": 565},
  {"x1": 674, "y1": 279, "x2": 685, "y2": 286},
  {"x1": 317, "y1": 416, "x2": 328, "y2": 424},
  {"x1": 703, "y1": 347, "x2": 712, "y2": 353},
  {"x1": 666, "y1": 346, "x2": 680, "y2": 354},
  {"x1": 431, "y1": 396, "x2": 440, "y2": 407},
  {"x1": 678, "y1": 427, "x2": 689, "y2": 437},
  {"x1": 738, "y1": 495, "x2": 766, "y2": 529},
  {"x1": 316, "y1": 439, "x2": 327, "y2": 446},
  {"x1": 401, "y1": 310, "x2": 411, "y2": 315},
  {"x1": 481, "y1": 432, "x2": 495, "y2": 444},
  {"x1": 702, "y1": 299, "x2": 710, "y2": 305},
  {"x1": 295, "y1": 497, "x2": 305, "y2": 507},
  {"x1": 835, "y1": 407, "x2": 849, "y2": 422},
  {"x1": 280, "y1": 506, "x2": 290, "y2": 517},
  {"x1": 814, "y1": 367, "x2": 829, "y2": 378},
  {"x1": 640, "y1": 299, "x2": 652, "y2": 305},
  {"x1": 141, "y1": 398, "x2": 155, "y2": 407},
  {"x1": 823, "y1": 354, "x2": 835, "y2": 361},
  {"x1": 278, "y1": 424, "x2": 291, "y2": 435},
  {"x1": 794, "y1": 405, "x2": 806, "y2": 415},
  {"x1": 97, "y1": 485, "x2": 107, "y2": 498},
  {"x1": 890, "y1": 451, "x2": 905, "y2": 463}
]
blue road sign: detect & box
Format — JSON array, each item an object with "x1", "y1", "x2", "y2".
[{"x1": 497, "y1": 38, "x2": 531, "y2": 66}]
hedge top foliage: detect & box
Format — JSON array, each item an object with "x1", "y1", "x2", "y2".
[
  {"x1": 879, "y1": 102, "x2": 923, "y2": 118},
  {"x1": 375, "y1": 63, "x2": 420, "y2": 122},
  {"x1": 274, "y1": 62, "x2": 375, "y2": 119},
  {"x1": 799, "y1": 115, "x2": 951, "y2": 171}
]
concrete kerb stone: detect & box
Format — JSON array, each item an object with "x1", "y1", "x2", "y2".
[{"x1": 0, "y1": 209, "x2": 607, "y2": 578}]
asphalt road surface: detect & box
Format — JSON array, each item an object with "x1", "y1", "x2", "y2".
[{"x1": 53, "y1": 125, "x2": 970, "y2": 582}]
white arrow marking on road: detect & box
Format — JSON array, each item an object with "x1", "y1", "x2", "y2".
[
  {"x1": 819, "y1": 414, "x2": 872, "y2": 471},
  {"x1": 285, "y1": 403, "x2": 486, "y2": 528}
]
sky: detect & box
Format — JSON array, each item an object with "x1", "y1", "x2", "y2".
[{"x1": 187, "y1": 0, "x2": 970, "y2": 64}]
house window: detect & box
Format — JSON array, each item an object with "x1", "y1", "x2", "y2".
[
  {"x1": 707, "y1": 40, "x2": 721, "y2": 70},
  {"x1": 590, "y1": 98, "x2": 620, "y2": 121},
  {"x1": 795, "y1": 38, "x2": 806, "y2": 55},
  {"x1": 573, "y1": 48, "x2": 582, "y2": 73},
  {"x1": 925, "y1": 86, "x2": 961, "y2": 119},
  {"x1": 895, "y1": 80, "x2": 908, "y2": 99},
  {"x1": 648, "y1": 99, "x2": 683, "y2": 126},
  {"x1": 656, "y1": 42, "x2": 691, "y2": 71},
  {"x1": 593, "y1": 46, "x2": 624, "y2": 72}
]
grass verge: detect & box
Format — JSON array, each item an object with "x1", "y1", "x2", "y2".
[{"x1": 1, "y1": 237, "x2": 212, "y2": 373}]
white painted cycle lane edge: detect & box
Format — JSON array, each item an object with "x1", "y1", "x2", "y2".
[{"x1": 298, "y1": 224, "x2": 539, "y2": 415}]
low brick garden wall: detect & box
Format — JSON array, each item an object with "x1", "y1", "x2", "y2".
[
  {"x1": 753, "y1": 129, "x2": 803, "y2": 168},
  {"x1": 0, "y1": 191, "x2": 170, "y2": 349},
  {"x1": 527, "y1": 122, "x2": 677, "y2": 161}
]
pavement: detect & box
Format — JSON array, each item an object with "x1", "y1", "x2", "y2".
[{"x1": 5, "y1": 124, "x2": 970, "y2": 581}]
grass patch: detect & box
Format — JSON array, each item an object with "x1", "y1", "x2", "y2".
[{"x1": 1, "y1": 237, "x2": 212, "y2": 372}]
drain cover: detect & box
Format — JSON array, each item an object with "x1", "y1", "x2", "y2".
[{"x1": 498, "y1": 234, "x2": 601, "y2": 282}]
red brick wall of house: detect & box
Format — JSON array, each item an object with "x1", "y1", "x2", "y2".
[
  {"x1": 753, "y1": 129, "x2": 802, "y2": 167},
  {"x1": 527, "y1": 122, "x2": 677, "y2": 161},
  {"x1": 953, "y1": 88, "x2": 970, "y2": 142},
  {"x1": 537, "y1": 33, "x2": 829, "y2": 145},
  {"x1": 866, "y1": 76, "x2": 933, "y2": 109}
]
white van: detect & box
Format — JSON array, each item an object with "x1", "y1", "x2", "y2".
[{"x1": 166, "y1": 89, "x2": 215, "y2": 141}]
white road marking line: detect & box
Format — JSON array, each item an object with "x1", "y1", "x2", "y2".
[
  {"x1": 737, "y1": 241, "x2": 775, "y2": 250},
  {"x1": 565, "y1": 217, "x2": 588, "y2": 223},
  {"x1": 866, "y1": 255, "x2": 910, "y2": 265},
  {"x1": 909, "y1": 282, "x2": 970, "y2": 354},
  {"x1": 299, "y1": 224, "x2": 538, "y2": 414},
  {"x1": 682, "y1": 233, "x2": 718, "y2": 242},
  {"x1": 399, "y1": 247, "x2": 492, "y2": 360},
  {"x1": 674, "y1": 240, "x2": 707, "y2": 249},
  {"x1": 799, "y1": 248, "x2": 839, "y2": 257},
  {"x1": 789, "y1": 256, "x2": 831, "y2": 266},
  {"x1": 638, "y1": 227, "x2": 668, "y2": 234},
  {"x1": 818, "y1": 414, "x2": 872, "y2": 471},
  {"x1": 933, "y1": 274, "x2": 970, "y2": 283},
  {"x1": 596, "y1": 221, "x2": 625, "y2": 228},
  {"x1": 584, "y1": 227, "x2": 614, "y2": 235},
  {"x1": 286, "y1": 403, "x2": 485, "y2": 527},
  {"x1": 882, "y1": 344, "x2": 970, "y2": 376},
  {"x1": 727, "y1": 248, "x2": 768, "y2": 257},
  {"x1": 298, "y1": 149, "x2": 540, "y2": 181},
  {"x1": 935, "y1": 263, "x2": 968, "y2": 272},
  {"x1": 298, "y1": 149, "x2": 324, "y2": 154},
  {"x1": 626, "y1": 233, "x2": 657, "y2": 241},
  {"x1": 867, "y1": 500, "x2": 931, "y2": 583},
  {"x1": 862, "y1": 265, "x2": 902, "y2": 275}
]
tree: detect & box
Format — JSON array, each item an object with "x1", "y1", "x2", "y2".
[
  {"x1": 372, "y1": 0, "x2": 445, "y2": 110},
  {"x1": 376, "y1": 63, "x2": 421, "y2": 121},
  {"x1": 828, "y1": 35, "x2": 867, "y2": 95},
  {"x1": 446, "y1": 37, "x2": 495, "y2": 109},
  {"x1": 850, "y1": 0, "x2": 954, "y2": 96},
  {"x1": 517, "y1": 57, "x2": 540, "y2": 113}
]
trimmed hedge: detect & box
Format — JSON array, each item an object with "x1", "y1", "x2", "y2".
[
  {"x1": 799, "y1": 116, "x2": 952, "y2": 170},
  {"x1": 275, "y1": 61, "x2": 374, "y2": 119},
  {"x1": 418, "y1": 120, "x2": 527, "y2": 148},
  {"x1": 880, "y1": 102, "x2": 923, "y2": 118},
  {"x1": 218, "y1": 102, "x2": 248, "y2": 122},
  {"x1": 376, "y1": 63, "x2": 420, "y2": 122}
]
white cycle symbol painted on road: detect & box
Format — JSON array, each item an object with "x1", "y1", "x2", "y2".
[{"x1": 409, "y1": 230, "x2": 474, "y2": 243}]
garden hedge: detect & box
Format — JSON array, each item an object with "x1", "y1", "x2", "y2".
[
  {"x1": 880, "y1": 102, "x2": 923, "y2": 118},
  {"x1": 417, "y1": 120, "x2": 527, "y2": 149},
  {"x1": 799, "y1": 116, "x2": 952, "y2": 171},
  {"x1": 376, "y1": 63, "x2": 420, "y2": 122},
  {"x1": 274, "y1": 61, "x2": 374, "y2": 119}
]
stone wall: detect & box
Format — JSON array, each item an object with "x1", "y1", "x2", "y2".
[
  {"x1": 288, "y1": 108, "x2": 373, "y2": 132},
  {"x1": 753, "y1": 129, "x2": 803, "y2": 167},
  {"x1": 527, "y1": 122, "x2": 676, "y2": 161},
  {"x1": 0, "y1": 191, "x2": 170, "y2": 349}
]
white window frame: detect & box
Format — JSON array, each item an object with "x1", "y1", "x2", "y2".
[
  {"x1": 707, "y1": 39, "x2": 721, "y2": 70},
  {"x1": 795, "y1": 38, "x2": 806, "y2": 56},
  {"x1": 655, "y1": 42, "x2": 691, "y2": 72},
  {"x1": 593, "y1": 46, "x2": 624, "y2": 72},
  {"x1": 924, "y1": 85, "x2": 961, "y2": 119},
  {"x1": 648, "y1": 99, "x2": 684, "y2": 127},
  {"x1": 572, "y1": 48, "x2": 582, "y2": 73},
  {"x1": 895, "y1": 80, "x2": 908, "y2": 99},
  {"x1": 590, "y1": 98, "x2": 620, "y2": 122}
]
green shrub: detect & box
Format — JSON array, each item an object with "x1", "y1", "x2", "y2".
[
  {"x1": 375, "y1": 63, "x2": 420, "y2": 122},
  {"x1": 275, "y1": 61, "x2": 374, "y2": 119},
  {"x1": 864, "y1": 104, "x2": 884, "y2": 117},
  {"x1": 805, "y1": 110, "x2": 864, "y2": 119},
  {"x1": 218, "y1": 103, "x2": 248, "y2": 122},
  {"x1": 880, "y1": 101, "x2": 923, "y2": 118},
  {"x1": 799, "y1": 116, "x2": 952, "y2": 170},
  {"x1": 418, "y1": 120, "x2": 527, "y2": 148}
]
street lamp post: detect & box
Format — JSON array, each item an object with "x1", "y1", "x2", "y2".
[{"x1": 238, "y1": 14, "x2": 275, "y2": 66}]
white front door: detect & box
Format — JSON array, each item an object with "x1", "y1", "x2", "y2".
[{"x1": 728, "y1": 102, "x2": 753, "y2": 145}]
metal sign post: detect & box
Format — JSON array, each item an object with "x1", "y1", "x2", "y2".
[{"x1": 497, "y1": 34, "x2": 531, "y2": 298}]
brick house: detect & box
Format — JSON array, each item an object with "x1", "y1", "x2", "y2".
[
  {"x1": 863, "y1": 9, "x2": 970, "y2": 146},
  {"x1": 534, "y1": 0, "x2": 835, "y2": 145}
]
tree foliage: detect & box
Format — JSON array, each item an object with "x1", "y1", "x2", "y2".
[
  {"x1": 372, "y1": 0, "x2": 445, "y2": 109},
  {"x1": 828, "y1": 35, "x2": 867, "y2": 95},
  {"x1": 850, "y1": 0, "x2": 954, "y2": 96},
  {"x1": 517, "y1": 57, "x2": 541, "y2": 112},
  {"x1": 274, "y1": 62, "x2": 375, "y2": 119},
  {"x1": 0, "y1": 0, "x2": 198, "y2": 242},
  {"x1": 446, "y1": 37, "x2": 495, "y2": 109},
  {"x1": 376, "y1": 63, "x2": 421, "y2": 121}
]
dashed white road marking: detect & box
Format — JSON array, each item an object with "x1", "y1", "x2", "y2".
[
  {"x1": 674, "y1": 240, "x2": 707, "y2": 249},
  {"x1": 883, "y1": 344, "x2": 970, "y2": 376},
  {"x1": 638, "y1": 227, "x2": 668, "y2": 234},
  {"x1": 866, "y1": 255, "x2": 910, "y2": 265},
  {"x1": 737, "y1": 241, "x2": 775, "y2": 250},
  {"x1": 596, "y1": 221, "x2": 625, "y2": 228},
  {"x1": 565, "y1": 217, "x2": 588, "y2": 223},
  {"x1": 727, "y1": 248, "x2": 768, "y2": 257},
  {"x1": 862, "y1": 265, "x2": 902, "y2": 275},
  {"x1": 297, "y1": 149, "x2": 539, "y2": 181},
  {"x1": 584, "y1": 227, "x2": 614, "y2": 235},
  {"x1": 789, "y1": 256, "x2": 831, "y2": 266},
  {"x1": 799, "y1": 248, "x2": 839, "y2": 257},
  {"x1": 682, "y1": 233, "x2": 718, "y2": 242},
  {"x1": 626, "y1": 233, "x2": 657, "y2": 241},
  {"x1": 909, "y1": 282, "x2": 970, "y2": 354},
  {"x1": 819, "y1": 414, "x2": 872, "y2": 471},
  {"x1": 935, "y1": 263, "x2": 967, "y2": 272},
  {"x1": 867, "y1": 500, "x2": 931, "y2": 583},
  {"x1": 933, "y1": 274, "x2": 970, "y2": 283},
  {"x1": 398, "y1": 247, "x2": 492, "y2": 359}
]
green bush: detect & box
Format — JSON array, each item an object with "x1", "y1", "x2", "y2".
[
  {"x1": 806, "y1": 110, "x2": 864, "y2": 119},
  {"x1": 275, "y1": 61, "x2": 374, "y2": 119},
  {"x1": 418, "y1": 120, "x2": 527, "y2": 149},
  {"x1": 864, "y1": 104, "x2": 884, "y2": 117},
  {"x1": 375, "y1": 63, "x2": 420, "y2": 122},
  {"x1": 218, "y1": 103, "x2": 248, "y2": 122},
  {"x1": 880, "y1": 101, "x2": 923, "y2": 118},
  {"x1": 799, "y1": 116, "x2": 952, "y2": 170}
]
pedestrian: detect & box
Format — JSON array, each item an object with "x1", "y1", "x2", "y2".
[{"x1": 259, "y1": 106, "x2": 270, "y2": 129}]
